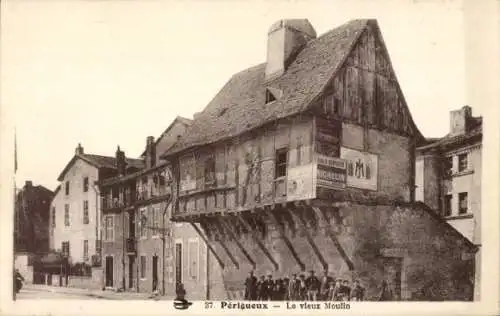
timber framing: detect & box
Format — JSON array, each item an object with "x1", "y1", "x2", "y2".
[
  {"x1": 218, "y1": 217, "x2": 256, "y2": 269},
  {"x1": 237, "y1": 214, "x2": 279, "y2": 271},
  {"x1": 286, "y1": 205, "x2": 328, "y2": 272},
  {"x1": 267, "y1": 211, "x2": 305, "y2": 271},
  {"x1": 312, "y1": 206, "x2": 354, "y2": 270}
]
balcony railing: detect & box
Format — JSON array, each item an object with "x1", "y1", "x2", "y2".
[
  {"x1": 101, "y1": 192, "x2": 136, "y2": 210},
  {"x1": 126, "y1": 238, "x2": 136, "y2": 255}
]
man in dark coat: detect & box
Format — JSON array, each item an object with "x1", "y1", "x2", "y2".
[
  {"x1": 350, "y1": 280, "x2": 365, "y2": 301},
  {"x1": 298, "y1": 274, "x2": 307, "y2": 300},
  {"x1": 244, "y1": 270, "x2": 258, "y2": 300},
  {"x1": 282, "y1": 277, "x2": 290, "y2": 301},
  {"x1": 257, "y1": 275, "x2": 266, "y2": 300},
  {"x1": 341, "y1": 280, "x2": 352, "y2": 301},
  {"x1": 305, "y1": 270, "x2": 321, "y2": 301},
  {"x1": 264, "y1": 274, "x2": 274, "y2": 300}
]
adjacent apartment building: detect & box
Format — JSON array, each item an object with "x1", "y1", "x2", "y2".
[
  {"x1": 98, "y1": 117, "x2": 213, "y2": 299},
  {"x1": 50, "y1": 144, "x2": 144, "y2": 265},
  {"x1": 161, "y1": 19, "x2": 478, "y2": 301},
  {"x1": 415, "y1": 105, "x2": 482, "y2": 299}
]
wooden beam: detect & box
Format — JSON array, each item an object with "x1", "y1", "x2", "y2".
[
  {"x1": 312, "y1": 206, "x2": 354, "y2": 271},
  {"x1": 237, "y1": 215, "x2": 279, "y2": 271},
  {"x1": 189, "y1": 222, "x2": 225, "y2": 269},
  {"x1": 218, "y1": 217, "x2": 256, "y2": 269},
  {"x1": 217, "y1": 240, "x2": 240, "y2": 269},
  {"x1": 267, "y1": 212, "x2": 305, "y2": 271},
  {"x1": 287, "y1": 207, "x2": 328, "y2": 271}
]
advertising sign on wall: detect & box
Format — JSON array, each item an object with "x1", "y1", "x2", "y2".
[
  {"x1": 316, "y1": 155, "x2": 347, "y2": 189},
  {"x1": 340, "y1": 147, "x2": 378, "y2": 191}
]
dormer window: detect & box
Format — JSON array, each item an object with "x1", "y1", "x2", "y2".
[{"x1": 266, "y1": 89, "x2": 277, "y2": 104}]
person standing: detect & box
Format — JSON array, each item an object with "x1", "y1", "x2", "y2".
[
  {"x1": 257, "y1": 275, "x2": 266, "y2": 300},
  {"x1": 298, "y1": 274, "x2": 307, "y2": 300},
  {"x1": 264, "y1": 274, "x2": 274, "y2": 301},
  {"x1": 378, "y1": 280, "x2": 393, "y2": 301},
  {"x1": 341, "y1": 280, "x2": 352, "y2": 301},
  {"x1": 320, "y1": 271, "x2": 333, "y2": 300},
  {"x1": 332, "y1": 278, "x2": 344, "y2": 301},
  {"x1": 305, "y1": 270, "x2": 321, "y2": 301},
  {"x1": 350, "y1": 280, "x2": 365, "y2": 301},
  {"x1": 282, "y1": 277, "x2": 290, "y2": 301},
  {"x1": 244, "y1": 270, "x2": 258, "y2": 300},
  {"x1": 288, "y1": 274, "x2": 299, "y2": 300}
]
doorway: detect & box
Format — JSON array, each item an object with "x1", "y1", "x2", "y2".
[
  {"x1": 128, "y1": 256, "x2": 135, "y2": 289},
  {"x1": 105, "y1": 256, "x2": 114, "y2": 287},
  {"x1": 383, "y1": 257, "x2": 403, "y2": 300},
  {"x1": 152, "y1": 255, "x2": 158, "y2": 292}
]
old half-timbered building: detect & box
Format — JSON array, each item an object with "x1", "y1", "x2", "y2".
[{"x1": 161, "y1": 19, "x2": 478, "y2": 301}]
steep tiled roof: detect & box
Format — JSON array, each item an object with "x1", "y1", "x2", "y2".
[
  {"x1": 417, "y1": 116, "x2": 482, "y2": 153},
  {"x1": 163, "y1": 19, "x2": 374, "y2": 157},
  {"x1": 140, "y1": 116, "x2": 193, "y2": 157},
  {"x1": 57, "y1": 153, "x2": 144, "y2": 181}
]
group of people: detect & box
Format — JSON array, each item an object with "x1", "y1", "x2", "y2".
[{"x1": 244, "y1": 270, "x2": 366, "y2": 301}]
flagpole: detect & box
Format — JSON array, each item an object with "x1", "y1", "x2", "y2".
[{"x1": 13, "y1": 128, "x2": 18, "y2": 300}]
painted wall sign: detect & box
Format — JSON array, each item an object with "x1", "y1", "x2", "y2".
[
  {"x1": 287, "y1": 164, "x2": 316, "y2": 201},
  {"x1": 340, "y1": 147, "x2": 378, "y2": 191},
  {"x1": 316, "y1": 155, "x2": 346, "y2": 189}
]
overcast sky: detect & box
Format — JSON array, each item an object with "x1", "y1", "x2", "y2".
[{"x1": 1, "y1": 0, "x2": 478, "y2": 191}]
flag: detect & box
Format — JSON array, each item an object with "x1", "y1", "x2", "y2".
[{"x1": 14, "y1": 129, "x2": 18, "y2": 174}]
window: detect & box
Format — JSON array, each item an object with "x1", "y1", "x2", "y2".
[
  {"x1": 458, "y1": 153, "x2": 468, "y2": 172},
  {"x1": 275, "y1": 149, "x2": 288, "y2": 178},
  {"x1": 51, "y1": 207, "x2": 56, "y2": 227},
  {"x1": 140, "y1": 256, "x2": 147, "y2": 279},
  {"x1": 188, "y1": 239, "x2": 199, "y2": 280},
  {"x1": 443, "y1": 156, "x2": 453, "y2": 177},
  {"x1": 152, "y1": 207, "x2": 160, "y2": 237},
  {"x1": 204, "y1": 156, "x2": 215, "y2": 185},
  {"x1": 83, "y1": 240, "x2": 89, "y2": 261},
  {"x1": 65, "y1": 181, "x2": 70, "y2": 195},
  {"x1": 83, "y1": 200, "x2": 89, "y2": 224},
  {"x1": 83, "y1": 177, "x2": 89, "y2": 192},
  {"x1": 265, "y1": 89, "x2": 276, "y2": 104},
  {"x1": 61, "y1": 241, "x2": 70, "y2": 258},
  {"x1": 459, "y1": 192, "x2": 468, "y2": 214},
  {"x1": 443, "y1": 194, "x2": 452, "y2": 217},
  {"x1": 324, "y1": 93, "x2": 340, "y2": 116},
  {"x1": 140, "y1": 208, "x2": 147, "y2": 238},
  {"x1": 64, "y1": 204, "x2": 70, "y2": 226},
  {"x1": 104, "y1": 216, "x2": 114, "y2": 241}
]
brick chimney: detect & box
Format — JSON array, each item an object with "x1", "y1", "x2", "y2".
[
  {"x1": 116, "y1": 146, "x2": 126, "y2": 175},
  {"x1": 265, "y1": 19, "x2": 316, "y2": 80},
  {"x1": 75, "y1": 143, "x2": 84, "y2": 155},
  {"x1": 145, "y1": 136, "x2": 156, "y2": 169},
  {"x1": 450, "y1": 105, "x2": 472, "y2": 135},
  {"x1": 25, "y1": 180, "x2": 33, "y2": 188}
]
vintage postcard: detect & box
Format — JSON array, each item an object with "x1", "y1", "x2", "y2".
[{"x1": 1, "y1": 0, "x2": 499, "y2": 315}]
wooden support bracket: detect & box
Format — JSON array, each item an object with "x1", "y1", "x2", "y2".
[
  {"x1": 267, "y1": 212, "x2": 305, "y2": 271},
  {"x1": 218, "y1": 217, "x2": 256, "y2": 269},
  {"x1": 237, "y1": 214, "x2": 279, "y2": 271},
  {"x1": 189, "y1": 222, "x2": 225, "y2": 269},
  {"x1": 286, "y1": 206, "x2": 328, "y2": 271},
  {"x1": 312, "y1": 206, "x2": 354, "y2": 271}
]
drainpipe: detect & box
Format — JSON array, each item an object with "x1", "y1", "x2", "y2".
[{"x1": 206, "y1": 242, "x2": 210, "y2": 300}]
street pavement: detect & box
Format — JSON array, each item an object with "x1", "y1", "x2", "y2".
[{"x1": 15, "y1": 284, "x2": 173, "y2": 300}]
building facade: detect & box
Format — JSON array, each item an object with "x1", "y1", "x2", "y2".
[
  {"x1": 161, "y1": 19, "x2": 478, "y2": 301},
  {"x1": 98, "y1": 117, "x2": 213, "y2": 298},
  {"x1": 415, "y1": 105, "x2": 482, "y2": 299},
  {"x1": 50, "y1": 144, "x2": 143, "y2": 265},
  {"x1": 14, "y1": 180, "x2": 54, "y2": 254}
]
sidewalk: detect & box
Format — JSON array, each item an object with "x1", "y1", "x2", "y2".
[{"x1": 24, "y1": 284, "x2": 174, "y2": 300}]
